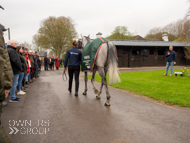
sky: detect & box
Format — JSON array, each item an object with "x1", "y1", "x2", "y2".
[{"x1": 0, "y1": 0, "x2": 189, "y2": 45}]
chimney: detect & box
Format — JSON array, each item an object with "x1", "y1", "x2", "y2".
[{"x1": 162, "y1": 34, "x2": 168, "y2": 41}]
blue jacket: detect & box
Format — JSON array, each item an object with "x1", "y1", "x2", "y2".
[
  {"x1": 64, "y1": 47, "x2": 81, "y2": 67},
  {"x1": 166, "y1": 50, "x2": 176, "y2": 62}
]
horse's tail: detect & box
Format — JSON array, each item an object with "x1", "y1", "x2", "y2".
[{"x1": 108, "y1": 42, "x2": 121, "y2": 84}]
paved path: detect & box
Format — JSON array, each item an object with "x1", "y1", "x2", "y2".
[{"x1": 2, "y1": 68, "x2": 190, "y2": 143}]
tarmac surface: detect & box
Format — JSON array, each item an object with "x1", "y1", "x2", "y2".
[{"x1": 2, "y1": 67, "x2": 190, "y2": 143}]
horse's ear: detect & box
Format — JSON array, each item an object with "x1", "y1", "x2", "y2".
[
  {"x1": 88, "y1": 34, "x2": 90, "y2": 38},
  {"x1": 81, "y1": 34, "x2": 83, "y2": 39}
]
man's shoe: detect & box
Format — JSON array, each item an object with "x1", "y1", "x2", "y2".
[
  {"x1": 17, "y1": 91, "x2": 26, "y2": 95},
  {"x1": 25, "y1": 82, "x2": 29, "y2": 85},
  {"x1": 16, "y1": 97, "x2": 20, "y2": 100},
  {"x1": 29, "y1": 80, "x2": 33, "y2": 83},
  {"x1": 163, "y1": 74, "x2": 167, "y2": 76},
  {"x1": 32, "y1": 78, "x2": 36, "y2": 81},
  {"x1": 2, "y1": 101, "x2": 8, "y2": 107},
  {"x1": 25, "y1": 85, "x2": 28, "y2": 88},
  {"x1": 75, "y1": 93, "x2": 78, "y2": 97},
  {"x1": 68, "y1": 89, "x2": 72, "y2": 93},
  {"x1": 9, "y1": 98, "x2": 20, "y2": 102}
]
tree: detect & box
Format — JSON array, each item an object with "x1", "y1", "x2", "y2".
[
  {"x1": 33, "y1": 16, "x2": 77, "y2": 57},
  {"x1": 106, "y1": 26, "x2": 133, "y2": 40},
  {"x1": 20, "y1": 41, "x2": 32, "y2": 50},
  {"x1": 145, "y1": 32, "x2": 177, "y2": 41}
]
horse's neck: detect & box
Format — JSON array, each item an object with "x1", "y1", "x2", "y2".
[{"x1": 84, "y1": 41, "x2": 89, "y2": 47}]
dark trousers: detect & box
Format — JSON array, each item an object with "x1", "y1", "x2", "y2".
[
  {"x1": 45, "y1": 63, "x2": 48, "y2": 71},
  {"x1": 68, "y1": 66, "x2": 80, "y2": 93}
]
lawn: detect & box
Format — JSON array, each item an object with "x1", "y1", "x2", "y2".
[{"x1": 87, "y1": 69, "x2": 190, "y2": 107}]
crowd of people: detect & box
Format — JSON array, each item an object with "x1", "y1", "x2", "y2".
[
  {"x1": 6, "y1": 41, "x2": 42, "y2": 103},
  {"x1": 0, "y1": 23, "x2": 42, "y2": 142},
  {"x1": 44, "y1": 56, "x2": 63, "y2": 71}
]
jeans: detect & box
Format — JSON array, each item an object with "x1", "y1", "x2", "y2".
[
  {"x1": 31, "y1": 68, "x2": 35, "y2": 79},
  {"x1": 25, "y1": 73, "x2": 30, "y2": 82},
  {"x1": 165, "y1": 62, "x2": 174, "y2": 75},
  {"x1": 10, "y1": 74, "x2": 19, "y2": 100},
  {"x1": 17, "y1": 72, "x2": 24, "y2": 91}
]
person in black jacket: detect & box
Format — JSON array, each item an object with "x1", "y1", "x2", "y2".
[
  {"x1": 64, "y1": 40, "x2": 81, "y2": 96},
  {"x1": 164, "y1": 46, "x2": 177, "y2": 76},
  {"x1": 44, "y1": 55, "x2": 49, "y2": 71},
  {"x1": 7, "y1": 40, "x2": 22, "y2": 102},
  {"x1": 16, "y1": 46, "x2": 26, "y2": 95}
]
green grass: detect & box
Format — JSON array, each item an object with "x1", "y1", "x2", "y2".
[{"x1": 87, "y1": 69, "x2": 190, "y2": 107}]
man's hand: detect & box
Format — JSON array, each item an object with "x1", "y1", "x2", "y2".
[
  {"x1": 174, "y1": 62, "x2": 176, "y2": 65},
  {"x1": 64, "y1": 67, "x2": 67, "y2": 71},
  {"x1": 4, "y1": 89, "x2": 10, "y2": 98},
  {"x1": 168, "y1": 52, "x2": 170, "y2": 55}
]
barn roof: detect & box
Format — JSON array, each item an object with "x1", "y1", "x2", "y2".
[{"x1": 111, "y1": 40, "x2": 185, "y2": 47}]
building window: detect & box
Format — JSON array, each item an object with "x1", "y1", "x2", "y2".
[
  {"x1": 158, "y1": 50, "x2": 165, "y2": 55},
  {"x1": 132, "y1": 50, "x2": 140, "y2": 56},
  {"x1": 150, "y1": 49, "x2": 154, "y2": 55}
]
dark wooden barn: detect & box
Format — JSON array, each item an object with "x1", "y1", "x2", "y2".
[{"x1": 111, "y1": 40, "x2": 186, "y2": 67}]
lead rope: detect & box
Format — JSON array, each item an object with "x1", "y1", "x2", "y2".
[{"x1": 62, "y1": 71, "x2": 67, "y2": 81}]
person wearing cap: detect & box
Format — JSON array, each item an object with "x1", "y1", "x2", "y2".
[
  {"x1": 0, "y1": 24, "x2": 13, "y2": 107},
  {"x1": 0, "y1": 22, "x2": 11, "y2": 143},
  {"x1": 7, "y1": 40, "x2": 22, "y2": 102}
]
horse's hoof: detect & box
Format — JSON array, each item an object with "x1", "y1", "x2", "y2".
[
  {"x1": 104, "y1": 102, "x2": 110, "y2": 106},
  {"x1": 83, "y1": 92, "x2": 87, "y2": 95},
  {"x1": 96, "y1": 95, "x2": 101, "y2": 99}
]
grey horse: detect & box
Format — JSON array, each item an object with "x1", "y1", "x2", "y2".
[{"x1": 81, "y1": 35, "x2": 121, "y2": 106}]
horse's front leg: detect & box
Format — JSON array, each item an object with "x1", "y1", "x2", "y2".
[{"x1": 83, "y1": 72, "x2": 88, "y2": 95}]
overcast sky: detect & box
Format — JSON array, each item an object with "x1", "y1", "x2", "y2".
[{"x1": 0, "y1": 0, "x2": 189, "y2": 44}]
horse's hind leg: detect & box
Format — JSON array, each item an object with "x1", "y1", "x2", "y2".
[
  {"x1": 91, "y1": 69, "x2": 100, "y2": 96},
  {"x1": 98, "y1": 67, "x2": 111, "y2": 106},
  {"x1": 96, "y1": 81, "x2": 103, "y2": 99},
  {"x1": 83, "y1": 72, "x2": 88, "y2": 95}
]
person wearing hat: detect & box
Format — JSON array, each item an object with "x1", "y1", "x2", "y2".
[
  {"x1": 0, "y1": 23, "x2": 13, "y2": 143},
  {"x1": 0, "y1": 24, "x2": 13, "y2": 106}
]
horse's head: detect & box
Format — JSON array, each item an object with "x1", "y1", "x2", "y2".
[{"x1": 79, "y1": 35, "x2": 91, "y2": 49}]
